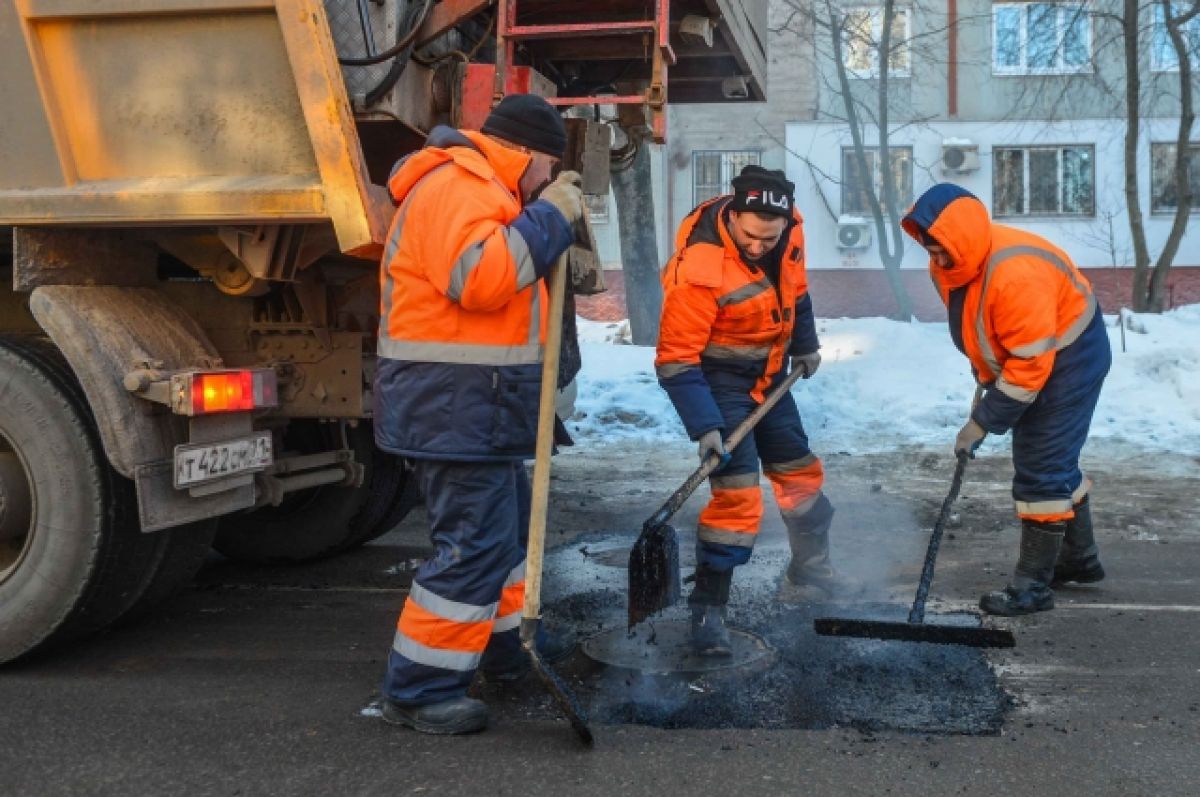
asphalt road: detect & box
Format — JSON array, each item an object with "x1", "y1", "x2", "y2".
[{"x1": 1, "y1": 440, "x2": 1198, "y2": 796}]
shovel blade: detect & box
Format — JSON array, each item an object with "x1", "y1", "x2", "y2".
[
  {"x1": 814, "y1": 617, "x2": 1016, "y2": 649},
  {"x1": 627, "y1": 523, "x2": 682, "y2": 629}
]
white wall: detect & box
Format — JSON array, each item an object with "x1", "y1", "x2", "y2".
[{"x1": 785, "y1": 119, "x2": 1200, "y2": 271}]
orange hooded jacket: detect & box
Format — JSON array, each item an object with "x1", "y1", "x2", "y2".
[
  {"x1": 655, "y1": 197, "x2": 818, "y2": 439},
  {"x1": 374, "y1": 126, "x2": 573, "y2": 461},
  {"x1": 902, "y1": 184, "x2": 1097, "y2": 434}
]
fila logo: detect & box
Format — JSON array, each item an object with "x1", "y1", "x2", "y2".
[{"x1": 747, "y1": 190, "x2": 790, "y2": 210}]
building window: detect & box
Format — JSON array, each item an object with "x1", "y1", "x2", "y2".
[
  {"x1": 1150, "y1": 142, "x2": 1200, "y2": 213},
  {"x1": 842, "y1": 6, "x2": 911, "y2": 77},
  {"x1": 840, "y1": 146, "x2": 913, "y2": 215},
  {"x1": 993, "y1": 3, "x2": 1091, "y2": 74},
  {"x1": 1151, "y1": 3, "x2": 1200, "y2": 72},
  {"x1": 993, "y1": 145, "x2": 1094, "y2": 217},
  {"x1": 692, "y1": 150, "x2": 761, "y2": 207}
]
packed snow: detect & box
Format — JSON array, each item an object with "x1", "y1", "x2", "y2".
[{"x1": 570, "y1": 306, "x2": 1200, "y2": 457}]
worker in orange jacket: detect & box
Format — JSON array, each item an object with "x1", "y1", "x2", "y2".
[
  {"x1": 374, "y1": 94, "x2": 585, "y2": 734},
  {"x1": 656, "y1": 166, "x2": 848, "y2": 656},
  {"x1": 902, "y1": 183, "x2": 1111, "y2": 616}
]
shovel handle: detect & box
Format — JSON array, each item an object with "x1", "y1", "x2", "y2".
[
  {"x1": 522, "y1": 252, "x2": 569, "y2": 635},
  {"x1": 642, "y1": 366, "x2": 807, "y2": 532}
]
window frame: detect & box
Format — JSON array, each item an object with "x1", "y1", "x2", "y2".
[
  {"x1": 1150, "y1": 2, "x2": 1200, "y2": 73},
  {"x1": 691, "y1": 150, "x2": 762, "y2": 208},
  {"x1": 841, "y1": 5, "x2": 912, "y2": 78},
  {"x1": 991, "y1": 143, "x2": 1096, "y2": 218},
  {"x1": 991, "y1": 1, "x2": 1094, "y2": 76},
  {"x1": 1149, "y1": 141, "x2": 1200, "y2": 214},
  {"x1": 839, "y1": 145, "x2": 914, "y2": 216}
]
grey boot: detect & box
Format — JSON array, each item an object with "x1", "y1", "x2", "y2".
[
  {"x1": 779, "y1": 494, "x2": 853, "y2": 602},
  {"x1": 1053, "y1": 496, "x2": 1105, "y2": 586},
  {"x1": 381, "y1": 696, "x2": 489, "y2": 735},
  {"x1": 688, "y1": 564, "x2": 733, "y2": 657},
  {"x1": 980, "y1": 519, "x2": 1064, "y2": 616}
]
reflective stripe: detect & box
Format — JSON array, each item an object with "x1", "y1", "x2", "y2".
[
  {"x1": 779, "y1": 493, "x2": 821, "y2": 518},
  {"x1": 1015, "y1": 498, "x2": 1073, "y2": 516},
  {"x1": 702, "y1": 344, "x2": 773, "y2": 360},
  {"x1": 1072, "y1": 476, "x2": 1091, "y2": 503},
  {"x1": 377, "y1": 338, "x2": 542, "y2": 365},
  {"x1": 506, "y1": 228, "x2": 538, "y2": 290},
  {"x1": 492, "y1": 612, "x2": 521, "y2": 633},
  {"x1": 393, "y1": 632, "x2": 482, "y2": 672},
  {"x1": 446, "y1": 228, "x2": 538, "y2": 303},
  {"x1": 1058, "y1": 293, "x2": 1097, "y2": 349},
  {"x1": 656, "y1": 362, "x2": 698, "y2": 380},
  {"x1": 710, "y1": 472, "x2": 760, "y2": 490},
  {"x1": 503, "y1": 560, "x2": 526, "y2": 587},
  {"x1": 697, "y1": 526, "x2": 757, "y2": 547},
  {"x1": 976, "y1": 245, "x2": 1096, "y2": 378},
  {"x1": 409, "y1": 582, "x2": 497, "y2": 624},
  {"x1": 1010, "y1": 336, "x2": 1057, "y2": 357},
  {"x1": 995, "y1": 376, "x2": 1039, "y2": 403},
  {"x1": 763, "y1": 454, "x2": 819, "y2": 474},
  {"x1": 717, "y1": 277, "x2": 772, "y2": 307},
  {"x1": 447, "y1": 241, "x2": 486, "y2": 302}
]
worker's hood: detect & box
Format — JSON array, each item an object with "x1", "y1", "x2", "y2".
[
  {"x1": 901, "y1": 183, "x2": 991, "y2": 291},
  {"x1": 387, "y1": 125, "x2": 531, "y2": 205}
]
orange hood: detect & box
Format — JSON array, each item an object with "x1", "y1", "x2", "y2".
[
  {"x1": 387, "y1": 125, "x2": 530, "y2": 206},
  {"x1": 901, "y1": 183, "x2": 992, "y2": 292}
]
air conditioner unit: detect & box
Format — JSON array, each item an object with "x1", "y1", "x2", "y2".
[
  {"x1": 836, "y1": 216, "x2": 872, "y2": 250},
  {"x1": 941, "y1": 140, "x2": 980, "y2": 174}
]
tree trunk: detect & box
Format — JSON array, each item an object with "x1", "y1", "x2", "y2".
[
  {"x1": 1124, "y1": 0, "x2": 1153, "y2": 311},
  {"x1": 1149, "y1": 0, "x2": 1200, "y2": 312},
  {"x1": 611, "y1": 138, "x2": 662, "y2": 345}
]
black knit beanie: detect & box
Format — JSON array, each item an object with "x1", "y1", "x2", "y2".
[
  {"x1": 481, "y1": 94, "x2": 567, "y2": 159},
  {"x1": 729, "y1": 165, "x2": 795, "y2": 218}
]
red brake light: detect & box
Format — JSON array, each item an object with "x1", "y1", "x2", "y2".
[{"x1": 188, "y1": 370, "x2": 277, "y2": 415}]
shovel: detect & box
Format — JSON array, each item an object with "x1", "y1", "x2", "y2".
[
  {"x1": 522, "y1": 250, "x2": 594, "y2": 746},
  {"x1": 813, "y1": 450, "x2": 1016, "y2": 648},
  {"x1": 628, "y1": 366, "x2": 807, "y2": 629}
]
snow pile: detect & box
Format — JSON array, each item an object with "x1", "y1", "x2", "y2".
[{"x1": 570, "y1": 308, "x2": 1200, "y2": 456}]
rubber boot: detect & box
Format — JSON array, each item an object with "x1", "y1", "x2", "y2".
[
  {"x1": 979, "y1": 519, "x2": 1064, "y2": 616},
  {"x1": 778, "y1": 494, "x2": 857, "y2": 603},
  {"x1": 382, "y1": 696, "x2": 488, "y2": 735},
  {"x1": 1052, "y1": 496, "x2": 1105, "y2": 586},
  {"x1": 688, "y1": 564, "x2": 733, "y2": 657}
]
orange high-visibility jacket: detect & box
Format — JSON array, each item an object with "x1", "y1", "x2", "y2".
[
  {"x1": 374, "y1": 126, "x2": 572, "y2": 461},
  {"x1": 655, "y1": 197, "x2": 818, "y2": 439},
  {"x1": 902, "y1": 184, "x2": 1097, "y2": 433}
]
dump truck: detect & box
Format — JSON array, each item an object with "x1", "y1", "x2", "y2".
[{"x1": 0, "y1": 0, "x2": 767, "y2": 662}]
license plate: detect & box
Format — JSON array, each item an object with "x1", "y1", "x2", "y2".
[{"x1": 174, "y1": 433, "x2": 273, "y2": 489}]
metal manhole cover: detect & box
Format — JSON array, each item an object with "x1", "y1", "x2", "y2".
[{"x1": 581, "y1": 620, "x2": 775, "y2": 675}]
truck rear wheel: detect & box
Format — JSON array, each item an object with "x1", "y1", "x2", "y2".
[
  {"x1": 0, "y1": 339, "x2": 142, "y2": 661},
  {"x1": 212, "y1": 420, "x2": 418, "y2": 564}
]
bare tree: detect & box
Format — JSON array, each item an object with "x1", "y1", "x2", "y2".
[
  {"x1": 1126, "y1": 0, "x2": 1199, "y2": 312},
  {"x1": 775, "y1": 0, "x2": 974, "y2": 320}
]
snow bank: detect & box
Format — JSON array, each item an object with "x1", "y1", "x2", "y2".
[{"x1": 571, "y1": 308, "x2": 1200, "y2": 456}]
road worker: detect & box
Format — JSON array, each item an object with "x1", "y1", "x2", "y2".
[
  {"x1": 373, "y1": 94, "x2": 584, "y2": 734},
  {"x1": 902, "y1": 183, "x2": 1111, "y2": 616},
  {"x1": 656, "y1": 165, "x2": 849, "y2": 657}
]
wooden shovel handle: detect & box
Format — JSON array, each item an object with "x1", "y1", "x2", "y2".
[{"x1": 523, "y1": 252, "x2": 569, "y2": 628}]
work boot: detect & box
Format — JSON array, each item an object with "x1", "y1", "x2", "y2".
[
  {"x1": 688, "y1": 564, "x2": 733, "y2": 657},
  {"x1": 778, "y1": 494, "x2": 859, "y2": 603},
  {"x1": 381, "y1": 696, "x2": 488, "y2": 735},
  {"x1": 480, "y1": 625, "x2": 575, "y2": 682},
  {"x1": 980, "y1": 519, "x2": 1064, "y2": 616},
  {"x1": 1052, "y1": 496, "x2": 1105, "y2": 586}
]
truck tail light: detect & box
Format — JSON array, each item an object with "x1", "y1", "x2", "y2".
[{"x1": 183, "y1": 370, "x2": 278, "y2": 415}]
